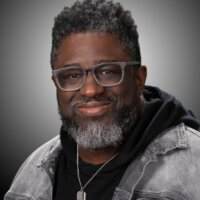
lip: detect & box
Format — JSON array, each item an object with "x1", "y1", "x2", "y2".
[{"x1": 76, "y1": 101, "x2": 111, "y2": 117}]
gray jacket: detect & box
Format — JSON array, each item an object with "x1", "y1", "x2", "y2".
[{"x1": 4, "y1": 123, "x2": 200, "y2": 200}]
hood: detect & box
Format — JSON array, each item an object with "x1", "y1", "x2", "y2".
[
  {"x1": 122, "y1": 85, "x2": 200, "y2": 157},
  {"x1": 143, "y1": 85, "x2": 199, "y2": 130}
]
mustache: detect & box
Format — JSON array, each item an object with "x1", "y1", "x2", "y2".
[{"x1": 70, "y1": 95, "x2": 118, "y2": 107}]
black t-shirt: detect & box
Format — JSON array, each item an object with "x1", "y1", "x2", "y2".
[
  {"x1": 53, "y1": 133, "x2": 129, "y2": 200},
  {"x1": 53, "y1": 151, "x2": 128, "y2": 200}
]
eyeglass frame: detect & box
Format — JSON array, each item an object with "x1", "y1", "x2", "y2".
[{"x1": 52, "y1": 61, "x2": 140, "y2": 92}]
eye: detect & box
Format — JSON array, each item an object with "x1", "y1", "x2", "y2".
[
  {"x1": 61, "y1": 69, "x2": 83, "y2": 79},
  {"x1": 96, "y1": 64, "x2": 121, "y2": 76},
  {"x1": 57, "y1": 68, "x2": 84, "y2": 86},
  {"x1": 62, "y1": 73, "x2": 81, "y2": 79},
  {"x1": 100, "y1": 69, "x2": 114, "y2": 75}
]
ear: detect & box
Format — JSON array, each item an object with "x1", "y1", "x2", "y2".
[
  {"x1": 135, "y1": 65, "x2": 147, "y2": 94},
  {"x1": 51, "y1": 75, "x2": 57, "y2": 88}
]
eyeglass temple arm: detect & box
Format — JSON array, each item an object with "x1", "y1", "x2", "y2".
[{"x1": 127, "y1": 61, "x2": 141, "y2": 66}]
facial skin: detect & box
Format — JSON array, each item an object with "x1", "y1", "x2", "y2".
[{"x1": 52, "y1": 32, "x2": 147, "y2": 163}]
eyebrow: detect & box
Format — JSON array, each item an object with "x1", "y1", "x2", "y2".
[
  {"x1": 63, "y1": 59, "x2": 118, "y2": 68},
  {"x1": 62, "y1": 63, "x2": 81, "y2": 68},
  {"x1": 96, "y1": 59, "x2": 117, "y2": 64}
]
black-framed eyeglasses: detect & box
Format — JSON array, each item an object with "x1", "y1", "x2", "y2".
[{"x1": 52, "y1": 61, "x2": 140, "y2": 92}]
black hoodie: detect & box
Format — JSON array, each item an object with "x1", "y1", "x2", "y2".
[
  {"x1": 122, "y1": 85, "x2": 200, "y2": 158},
  {"x1": 54, "y1": 86, "x2": 200, "y2": 200}
]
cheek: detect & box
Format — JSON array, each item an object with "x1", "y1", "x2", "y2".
[
  {"x1": 57, "y1": 90, "x2": 75, "y2": 117},
  {"x1": 115, "y1": 78, "x2": 136, "y2": 106}
]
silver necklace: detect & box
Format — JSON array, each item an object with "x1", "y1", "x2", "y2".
[{"x1": 76, "y1": 145, "x2": 118, "y2": 200}]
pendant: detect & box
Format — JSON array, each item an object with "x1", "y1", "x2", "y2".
[{"x1": 77, "y1": 191, "x2": 86, "y2": 200}]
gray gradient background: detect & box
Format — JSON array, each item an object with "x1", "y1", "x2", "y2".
[{"x1": 1, "y1": 0, "x2": 200, "y2": 197}]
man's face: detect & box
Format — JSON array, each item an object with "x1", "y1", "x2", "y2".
[{"x1": 53, "y1": 32, "x2": 146, "y2": 149}]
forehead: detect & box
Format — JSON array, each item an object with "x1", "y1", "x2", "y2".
[{"x1": 54, "y1": 32, "x2": 131, "y2": 68}]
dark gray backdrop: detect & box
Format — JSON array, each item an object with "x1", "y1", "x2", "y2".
[{"x1": 1, "y1": 0, "x2": 200, "y2": 197}]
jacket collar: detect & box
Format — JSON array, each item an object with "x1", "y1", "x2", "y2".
[
  {"x1": 149, "y1": 122, "x2": 187, "y2": 156},
  {"x1": 35, "y1": 136, "x2": 62, "y2": 185},
  {"x1": 36, "y1": 135, "x2": 62, "y2": 167}
]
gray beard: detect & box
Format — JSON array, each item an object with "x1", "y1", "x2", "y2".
[
  {"x1": 62, "y1": 106, "x2": 137, "y2": 150},
  {"x1": 66, "y1": 121, "x2": 123, "y2": 150}
]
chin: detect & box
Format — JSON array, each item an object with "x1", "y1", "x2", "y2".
[{"x1": 75, "y1": 116, "x2": 114, "y2": 129}]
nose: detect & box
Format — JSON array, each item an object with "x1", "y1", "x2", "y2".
[{"x1": 79, "y1": 72, "x2": 104, "y2": 97}]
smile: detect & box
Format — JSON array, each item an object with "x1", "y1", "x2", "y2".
[{"x1": 76, "y1": 101, "x2": 112, "y2": 117}]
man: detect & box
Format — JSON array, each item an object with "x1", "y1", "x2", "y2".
[{"x1": 4, "y1": 0, "x2": 200, "y2": 199}]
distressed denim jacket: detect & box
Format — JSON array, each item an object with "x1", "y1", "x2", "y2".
[{"x1": 4, "y1": 123, "x2": 200, "y2": 200}]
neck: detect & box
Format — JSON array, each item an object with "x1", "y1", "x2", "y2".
[{"x1": 78, "y1": 145, "x2": 119, "y2": 165}]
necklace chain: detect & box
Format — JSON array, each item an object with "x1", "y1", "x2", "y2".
[{"x1": 76, "y1": 145, "x2": 118, "y2": 192}]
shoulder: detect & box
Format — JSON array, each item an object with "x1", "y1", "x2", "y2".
[
  {"x1": 136, "y1": 124, "x2": 200, "y2": 199},
  {"x1": 4, "y1": 136, "x2": 62, "y2": 200},
  {"x1": 149, "y1": 123, "x2": 200, "y2": 176},
  {"x1": 151, "y1": 123, "x2": 200, "y2": 155},
  {"x1": 19, "y1": 135, "x2": 61, "y2": 168}
]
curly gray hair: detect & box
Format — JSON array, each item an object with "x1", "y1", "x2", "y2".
[{"x1": 51, "y1": 0, "x2": 141, "y2": 68}]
